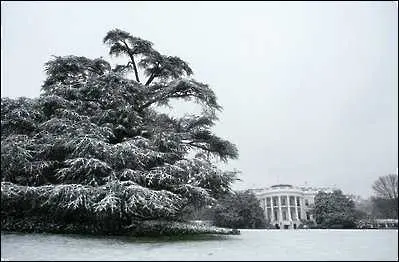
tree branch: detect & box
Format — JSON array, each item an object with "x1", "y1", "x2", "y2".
[
  {"x1": 145, "y1": 72, "x2": 157, "y2": 86},
  {"x1": 182, "y1": 141, "x2": 217, "y2": 154},
  {"x1": 122, "y1": 41, "x2": 140, "y2": 83},
  {"x1": 138, "y1": 93, "x2": 191, "y2": 112}
]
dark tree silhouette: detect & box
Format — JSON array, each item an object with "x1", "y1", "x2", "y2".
[
  {"x1": 371, "y1": 174, "x2": 398, "y2": 219},
  {"x1": 213, "y1": 190, "x2": 267, "y2": 229},
  {"x1": 313, "y1": 190, "x2": 358, "y2": 229},
  {"x1": 103, "y1": 29, "x2": 153, "y2": 83},
  {"x1": 372, "y1": 174, "x2": 398, "y2": 200}
]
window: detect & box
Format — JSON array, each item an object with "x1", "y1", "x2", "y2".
[
  {"x1": 306, "y1": 212, "x2": 310, "y2": 220},
  {"x1": 274, "y1": 210, "x2": 278, "y2": 220},
  {"x1": 281, "y1": 197, "x2": 286, "y2": 206},
  {"x1": 282, "y1": 210, "x2": 287, "y2": 220},
  {"x1": 290, "y1": 208, "x2": 296, "y2": 220},
  {"x1": 289, "y1": 196, "x2": 295, "y2": 206},
  {"x1": 273, "y1": 197, "x2": 278, "y2": 206},
  {"x1": 296, "y1": 197, "x2": 301, "y2": 206},
  {"x1": 266, "y1": 197, "x2": 271, "y2": 207},
  {"x1": 305, "y1": 199, "x2": 309, "y2": 206}
]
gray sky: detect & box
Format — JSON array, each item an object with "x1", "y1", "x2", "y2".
[{"x1": 1, "y1": 1, "x2": 398, "y2": 198}]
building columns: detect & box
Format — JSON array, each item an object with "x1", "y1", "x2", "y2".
[{"x1": 262, "y1": 195, "x2": 305, "y2": 225}]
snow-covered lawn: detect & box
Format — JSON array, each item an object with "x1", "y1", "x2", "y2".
[{"x1": 1, "y1": 229, "x2": 398, "y2": 261}]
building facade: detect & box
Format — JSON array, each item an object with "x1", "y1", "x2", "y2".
[{"x1": 249, "y1": 184, "x2": 335, "y2": 229}]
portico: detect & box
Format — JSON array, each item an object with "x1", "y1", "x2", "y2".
[
  {"x1": 264, "y1": 194, "x2": 302, "y2": 229},
  {"x1": 250, "y1": 184, "x2": 333, "y2": 229}
]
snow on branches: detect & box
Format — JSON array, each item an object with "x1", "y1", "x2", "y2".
[{"x1": 1, "y1": 28, "x2": 239, "y2": 230}]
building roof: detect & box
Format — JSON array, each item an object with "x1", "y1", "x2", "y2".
[
  {"x1": 247, "y1": 184, "x2": 338, "y2": 194},
  {"x1": 271, "y1": 184, "x2": 293, "y2": 188}
]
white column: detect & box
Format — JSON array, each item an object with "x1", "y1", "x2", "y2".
[
  {"x1": 264, "y1": 198, "x2": 268, "y2": 219},
  {"x1": 300, "y1": 198, "x2": 304, "y2": 220},
  {"x1": 294, "y1": 196, "x2": 299, "y2": 220},
  {"x1": 270, "y1": 197, "x2": 275, "y2": 222},
  {"x1": 278, "y1": 196, "x2": 282, "y2": 223},
  {"x1": 287, "y1": 195, "x2": 292, "y2": 221}
]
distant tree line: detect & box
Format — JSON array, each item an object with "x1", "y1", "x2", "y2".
[
  {"x1": 370, "y1": 174, "x2": 398, "y2": 219},
  {"x1": 311, "y1": 174, "x2": 398, "y2": 229}
]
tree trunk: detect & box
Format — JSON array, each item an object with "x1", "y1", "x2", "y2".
[{"x1": 129, "y1": 52, "x2": 140, "y2": 83}]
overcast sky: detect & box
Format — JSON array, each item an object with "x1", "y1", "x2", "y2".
[{"x1": 1, "y1": 1, "x2": 398, "y2": 198}]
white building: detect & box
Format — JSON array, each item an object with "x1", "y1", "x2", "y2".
[{"x1": 249, "y1": 184, "x2": 336, "y2": 229}]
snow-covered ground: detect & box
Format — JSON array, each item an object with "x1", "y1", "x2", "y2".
[{"x1": 1, "y1": 229, "x2": 398, "y2": 261}]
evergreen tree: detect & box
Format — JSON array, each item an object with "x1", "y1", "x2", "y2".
[
  {"x1": 1, "y1": 29, "x2": 239, "y2": 235},
  {"x1": 213, "y1": 190, "x2": 267, "y2": 229},
  {"x1": 312, "y1": 190, "x2": 358, "y2": 229}
]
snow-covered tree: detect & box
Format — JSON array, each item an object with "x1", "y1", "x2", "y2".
[{"x1": 1, "y1": 28, "x2": 239, "y2": 235}]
